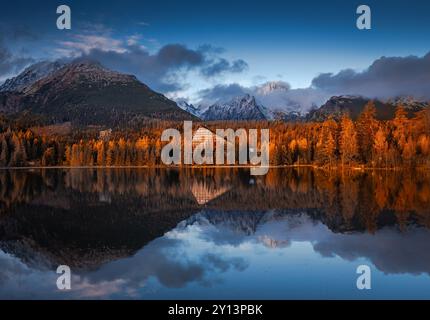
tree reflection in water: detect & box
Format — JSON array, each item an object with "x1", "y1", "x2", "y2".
[{"x1": 0, "y1": 168, "x2": 429, "y2": 299}]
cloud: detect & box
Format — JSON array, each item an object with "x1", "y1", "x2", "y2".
[
  {"x1": 59, "y1": 34, "x2": 127, "y2": 56},
  {"x1": 197, "y1": 83, "x2": 250, "y2": 105},
  {"x1": 78, "y1": 44, "x2": 203, "y2": 92},
  {"x1": 0, "y1": 45, "x2": 34, "y2": 79},
  {"x1": 81, "y1": 235, "x2": 248, "y2": 290},
  {"x1": 196, "y1": 81, "x2": 329, "y2": 113},
  {"x1": 201, "y1": 58, "x2": 248, "y2": 77},
  {"x1": 184, "y1": 211, "x2": 430, "y2": 276},
  {"x1": 157, "y1": 44, "x2": 204, "y2": 67},
  {"x1": 313, "y1": 227, "x2": 430, "y2": 275},
  {"x1": 1, "y1": 210, "x2": 429, "y2": 299},
  {"x1": 0, "y1": 230, "x2": 248, "y2": 299},
  {"x1": 53, "y1": 28, "x2": 249, "y2": 93},
  {"x1": 60, "y1": 37, "x2": 249, "y2": 93},
  {"x1": 126, "y1": 35, "x2": 142, "y2": 46},
  {"x1": 0, "y1": 29, "x2": 35, "y2": 79},
  {"x1": 257, "y1": 86, "x2": 328, "y2": 112},
  {"x1": 185, "y1": 50, "x2": 430, "y2": 110},
  {"x1": 312, "y1": 52, "x2": 430, "y2": 100}
]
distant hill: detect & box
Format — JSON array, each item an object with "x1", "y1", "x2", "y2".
[
  {"x1": 0, "y1": 60, "x2": 194, "y2": 127},
  {"x1": 306, "y1": 95, "x2": 427, "y2": 121}
]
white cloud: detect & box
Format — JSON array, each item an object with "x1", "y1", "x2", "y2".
[
  {"x1": 59, "y1": 35, "x2": 127, "y2": 57},
  {"x1": 196, "y1": 81, "x2": 329, "y2": 113}
]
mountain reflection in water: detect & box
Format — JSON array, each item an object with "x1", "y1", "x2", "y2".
[{"x1": 0, "y1": 168, "x2": 430, "y2": 299}]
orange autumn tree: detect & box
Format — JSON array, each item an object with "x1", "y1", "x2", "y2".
[
  {"x1": 339, "y1": 114, "x2": 358, "y2": 166},
  {"x1": 356, "y1": 101, "x2": 378, "y2": 164}
]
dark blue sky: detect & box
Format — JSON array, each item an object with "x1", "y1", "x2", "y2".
[{"x1": 1, "y1": 0, "x2": 430, "y2": 101}]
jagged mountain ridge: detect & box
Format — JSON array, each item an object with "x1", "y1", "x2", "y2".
[
  {"x1": 177, "y1": 93, "x2": 428, "y2": 122},
  {"x1": 0, "y1": 60, "x2": 66, "y2": 93},
  {"x1": 177, "y1": 100, "x2": 202, "y2": 118},
  {"x1": 201, "y1": 94, "x2": 269, "y2": 121}
]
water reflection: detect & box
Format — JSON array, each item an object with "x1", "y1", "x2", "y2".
[{"x1": 0, "y1": 168, "x2": 429, "y2": 299}]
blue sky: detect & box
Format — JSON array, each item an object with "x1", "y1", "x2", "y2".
[{"x1": 1, "y1": 0, "x2": 430, "y2": 103}]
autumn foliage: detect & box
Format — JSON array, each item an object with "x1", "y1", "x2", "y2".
[{"x1": 0, "y1": 102, "x2": 429, "y2": 168}]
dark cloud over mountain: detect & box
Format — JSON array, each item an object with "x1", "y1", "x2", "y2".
[
  {"x1": 80, "y1": 43, "x2": 249, "y2": 93},
  {"x1": 201, "y1": 58, "x2": 248, "y2": 77},
  {"x1": 312, "y1": 52, "x2": 430, "y2": 99},
  {"x1": 196, "y1": 52, "x2": 430, "y2": 113},
  {"x1": 197, "y1": 83, "x2": 250, "y2": 104}
]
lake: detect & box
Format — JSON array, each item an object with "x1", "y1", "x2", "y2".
[{"x1": 0, "y1": 168, "x2": 430, "y2": 299}]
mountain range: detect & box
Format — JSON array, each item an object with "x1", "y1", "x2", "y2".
[
  {"x1": 179, "y1": 94, "x2": 429, "y2": 121},
  {"x1": 177, "y1": 95, "x2": 304, "y2": 121},
  {"x1": 0, "y1": 60, "x2": 428, "y2": 126},
  {"x1": 178, "y1": 94, "x2": 429, "y2": 122},
  {"x1": 176, "y1": 79, "x2": 428, "y2": 121}
]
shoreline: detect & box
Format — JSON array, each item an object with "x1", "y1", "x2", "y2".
[{"x1": 0, "y1": 165, "x2": 429, "y2": 171}]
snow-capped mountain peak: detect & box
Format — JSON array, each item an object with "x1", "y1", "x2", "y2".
[
  {"x1": 256, "y1": 81, "x2": 290, "y2": 95},
  {"x1": 232, "y1": 93, "x2": 256, "y2": 105},
  {"x1": 202, "y1": 94, "x2": 269, "y2": 121},
  {"x1": 0, "y1": 60, "x2": 66, "y2": 93},
  {"x1": 176, "y1": 100, "x2": 203, "y2": 118}
]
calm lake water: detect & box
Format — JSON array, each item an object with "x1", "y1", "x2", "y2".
[{"x1": 0, "y1": 168, "x2": 430, "y2": 299}]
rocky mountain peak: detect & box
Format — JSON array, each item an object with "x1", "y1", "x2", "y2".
[
  {"x1": 177, "y1": 100, "x2": 202, "y2": 118},
  {"x1": 0, "y1": 60, "x2": 66, "y2": 93},
  {"x1": 202, "y1": 94, "x2": 268, "y2": 121}
]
